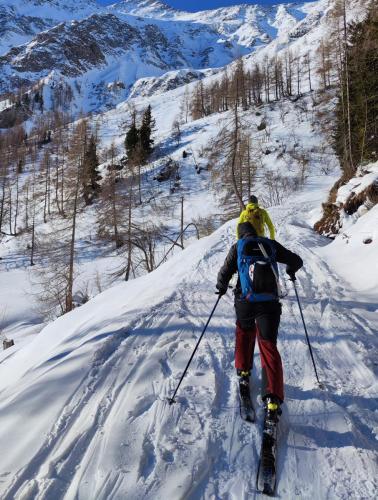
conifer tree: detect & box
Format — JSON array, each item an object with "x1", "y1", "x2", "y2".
[
  {"x1": 97, "y1": 143, "x2": 125, "y2": 249},
  {"x1": 82, "y1": 134, "x2": 101, "y2": 205},
  {"x1": 139, "y1": 105, "x2": 155, "y2": 159},
  {"x1": 125, "y1": 111, "x2": 139, "y2": 159},
  {"x1": 335, "y1": 4, "x2": 378, "y2": 174}
]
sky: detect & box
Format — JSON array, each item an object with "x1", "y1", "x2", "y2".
[{"x1": 97, "y1": 1, "x2": 303, "y2": 10}]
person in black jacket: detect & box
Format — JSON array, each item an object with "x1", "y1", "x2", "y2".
[{"x1": 216, "y1": 222, "x2": 303, "y2": 413}]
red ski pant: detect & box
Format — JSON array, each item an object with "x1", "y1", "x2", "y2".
[{"x1": 234, "y1": 301, "x2": 284, "y2": 402}]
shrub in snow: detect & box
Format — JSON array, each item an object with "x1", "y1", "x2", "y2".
[
  {"x1": 257, "y1": 121, "x2": 266, "y2": 131},
  {"x1": 3, "y1": 339, "x2": 14, "y2": 350}
]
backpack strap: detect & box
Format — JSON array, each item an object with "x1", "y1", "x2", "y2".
[
  {"x1": 237, "y1": 237, "x2": 279, "y2": 302},
  {"x1": 257, "y1": 241, "x2": 282, "y2": 297}
]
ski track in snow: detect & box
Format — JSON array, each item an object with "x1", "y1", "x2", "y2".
[{"x1": 1, "y1": 208, "x2": 377, "y2": 499}]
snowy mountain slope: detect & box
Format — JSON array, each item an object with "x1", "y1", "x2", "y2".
[
  {"x1": 0, "y1": 0, "x2": 101, "y2": 55},
  {"x1": 0, "y1": 0, "x2": 99, "y2": 14},
  {"x1": 0, "y1": 4, "x2": 51, "y2": 56},
  {"x1": 0, "y1": 173, "x2": 377, "y2": 499},
  {"x1": 110, "y1": 0, "x2": 366, "y2": 108},
  {"x1": 0, "y1": 10, "x2": 245, "y2": 103},
  {"x1": 0, "y1": 0, "x2": 343, "y2": 115},
  {"x1": 0, "y1": 62, "x2": 359, "y2": 365},
  {"x1": 112, "y1": 0, "x2": 317, "y2": 47},
  {"x1": 177, "y1": 2, "x2": 309, "y2": 45},
  {"x1": 108, "y1": 0, "x2": 177, "y2": 18},
  {"x1": 0, "y1": 0, "x2": 372, "y2": 361},
  {"x1": 127, "y1": 68, "x2": 212, "y2": 99}
]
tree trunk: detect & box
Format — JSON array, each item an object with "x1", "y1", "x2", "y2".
[
  {"x1": 138, "y1": 164, "x2": 142, "y2": 205},
  {"x1": 8, "y1": 184, "x2": 12, "y2": 235},
  {"x1": 24, "y1": 182, "x2": 29, "y2": 230},
  {"x1": 230, "y1": 104, "x2": 245, "y2": 211},
  {"x1": 30, "y1": 165, "x2": 37, "y2": 266},
  {"x1": 66, "y1": 167, "x2": 79, "y2": 313},
  {"x1": 247, "y1": 140, "x2": 251, "y2": 195},
  {"x1": 55, "y1": 158, "x2": 61, "y2": 214},
  {"x1": 30, "y1": 220, "x2": 36, "y2": 266},
  {"x1": 343, "y1": 0, "x2": 354, "y2": 171},
  {"x1": 43, "y1": 159, "x2": 49, "y2": 223},
  {"x1": 13, "y1": 173, "x2": 19, "y2": 235},
  {"x1": 111, "y1": 174, "x2": 120, "y2": 248},
  {"x1": 0, "y1": 173, "x2": 7, "y2": 234},
  {"x1": 307, "y1": 53, "x2": 312, "y2": 91},
  {"x1": 125, "y1": 180, "x2": 133, "y2": 282},
  {"x1": 180, "y1": 196, "x2": 184, "y2": 249},
  {"x1": 359, "y1": 95, "x2": 368, "y2": 165}
]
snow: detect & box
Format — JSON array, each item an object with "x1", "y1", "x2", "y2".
[
  {"x1": 1, "y1": 86, "x2": 378, "y2": 496},
  {"x1": 0, "y1": 0, "x2": 100, "y2": 19},
  {"x1": 0, "y1": 0, "x2": 102, "y2": 55},
  {"x1": 0, "y1": 76, "x2": 345, "y2": 352},
  {"x1": 0, "y1": 168, "x2": 377, "y2": 497},
  {"x1": 336, "y1": 162, "x2": 378, "y2": 205},
  {"x1": 0, "y1": 1, "x2": 377, "y2": 498},
  {"x1": 319, "y1": 203, "x2": 378, "y2": 293},
  {"x1": 1, "y1": 0, "x2": 353, "y2": 111},
  {"x1": 314, "y1": 162, "x2": 378, "y2": 292},
  {"x1": 0, "y1": 98, "x2": 12, "y2": 112}
]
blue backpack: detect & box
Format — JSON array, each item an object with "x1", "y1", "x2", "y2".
[{"x1": 237, "y1": 236, "x2": 279, "y2": 302}]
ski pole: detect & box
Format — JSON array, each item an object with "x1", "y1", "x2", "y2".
[
  {"x1": 291, "y1": 279, "x2": 323, "y2": 388},
  {"x1": 168, "y1": 295, "x2": 222, "y2": 405}
]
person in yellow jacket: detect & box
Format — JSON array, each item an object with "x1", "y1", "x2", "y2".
[{"x1": 237, "y1": 195, "x2": 275, "y2": 240}]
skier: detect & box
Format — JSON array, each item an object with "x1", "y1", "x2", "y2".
[
  {"x1": 237, "y1": 195, "x2": 275, "y2": 240},
  {"x1": 216, "y1": 221, "x2": 303, "y2": 420}
]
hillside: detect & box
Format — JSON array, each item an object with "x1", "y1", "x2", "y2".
[
  {"x1": 0, "y1": 0, "x2": 349, "y2": 115},
  {"x1": 0, "y1": 0, "x2": 100, "y2": 55}
]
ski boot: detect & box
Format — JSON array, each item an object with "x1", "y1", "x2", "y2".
[{"x1": 264, "y1": 395, "x2": 282, "y2": 424}]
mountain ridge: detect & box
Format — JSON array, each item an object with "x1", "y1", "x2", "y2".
[{"x1": 0, "y1": 0, "x2": 324, "y2": 115}]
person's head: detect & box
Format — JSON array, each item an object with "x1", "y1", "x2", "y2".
[
  {"x1": 238, "y1": 222, "x2": 257, "y2": 239},
  {"x1": 248, "y1": 195, "x2": 258, "y2": 205}
]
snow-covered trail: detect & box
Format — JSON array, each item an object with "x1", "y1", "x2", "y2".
[
  {"x1": 272, "y1": 202, "x2": 377, "y2": 499},
  {"x1": 0, "y1": 197, "x2": 377, "y2": 499}
]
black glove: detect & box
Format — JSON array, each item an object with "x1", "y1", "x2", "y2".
[
  {"x1": 286, "y1": 269, "x2": 296, "y2": 281},
  {"x1": 216, "y1": 283, "x2": 228, "y2": 296}
]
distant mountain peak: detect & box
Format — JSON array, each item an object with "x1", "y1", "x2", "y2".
[
  {"x1": 0, "y1": 0, "x2": 99, "y2": 10},
  {"x1": 113, "y1": 0, "x2": 173, "y2": 7},
  {"x1": 109, "y1": 0, "x2": 178, "y2": 16}
]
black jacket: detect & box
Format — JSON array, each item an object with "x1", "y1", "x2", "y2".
[{"x1": 217, "y1": 236, "x2": 303, "y2": 298}]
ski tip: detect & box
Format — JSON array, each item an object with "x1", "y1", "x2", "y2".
[
  {"x1": 256, "y1": 483, "x2": 275, "y2": 497},
  {"x1": 262, "y1": 485, "x2": 275, "y2": 497}
]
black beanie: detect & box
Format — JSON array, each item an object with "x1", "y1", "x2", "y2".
[
  {"x1": 238, "y1": 222, "x2": 257, "y2": 239},
  {"x1": 248, "y1": 195, "x2": 258, "y2": 204}
]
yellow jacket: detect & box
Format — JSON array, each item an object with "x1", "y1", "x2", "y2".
[{"x1": 237, "y1": 203, "x2": 275, "y2": 239}]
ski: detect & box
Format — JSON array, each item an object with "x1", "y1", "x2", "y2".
[
  {"x1": 238, "y1": 377, "x2": 255, "y2": 423},
  {"x1": 239, "y1": 392, "x2": 256, "y2": 423},
  {"x1": 256, "y1": 402, "x2": 279, "y2": 496}
]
